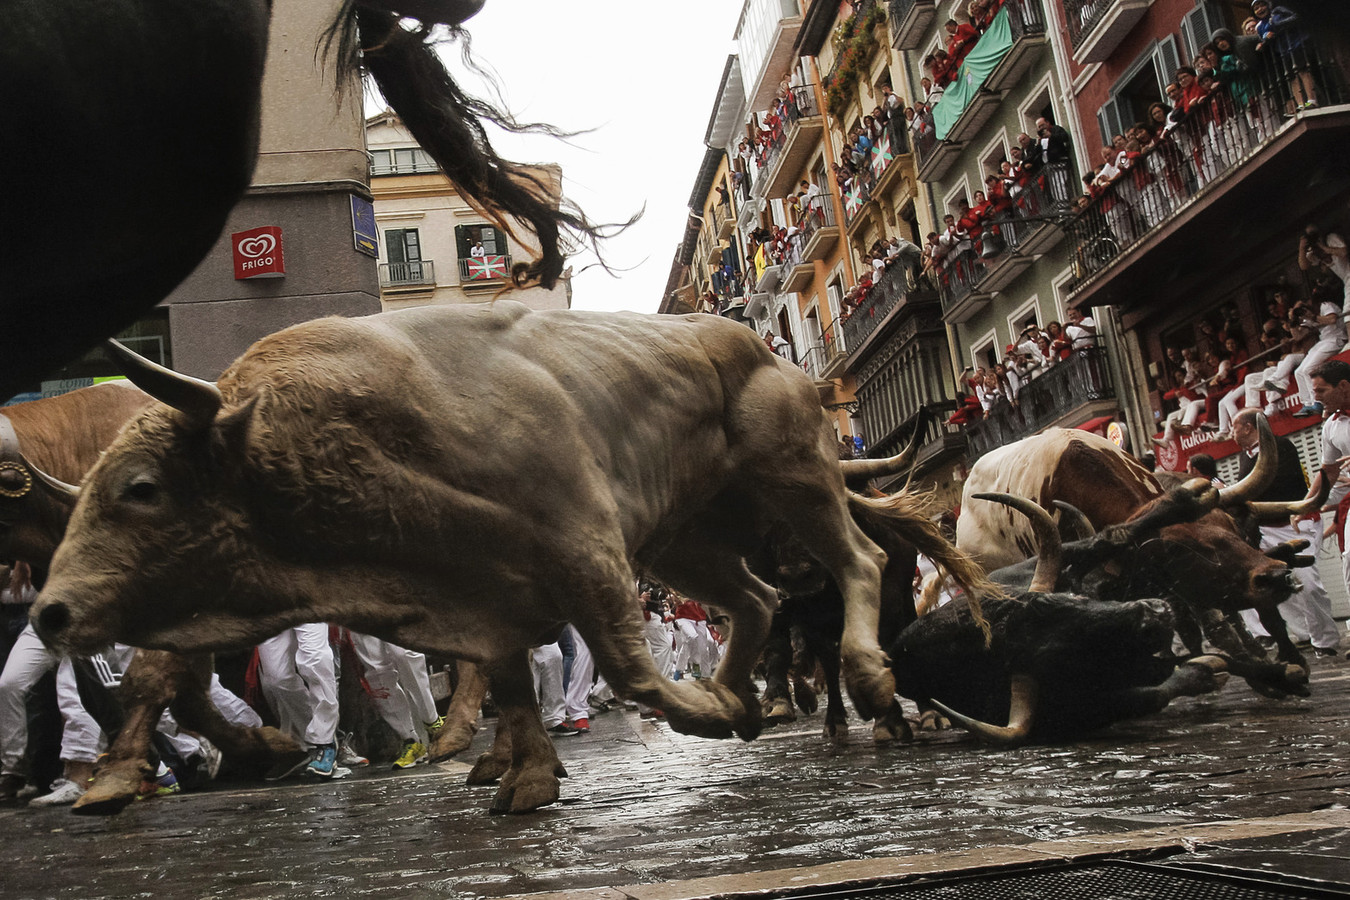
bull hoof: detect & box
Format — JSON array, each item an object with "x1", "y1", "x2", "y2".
[
  {"x1": 843, "y1": 656, "x2": 896, "y2": 722},
  {"x1": 823, "y1": 717, "x2": 849, "y2": 743},
  {"x1": 763, "y1": 697, "x2": 796, "y2": 726},
  {"x1": 1173, "y1": 659, "x2": 1230, "y2": 696},
  {"x1": 915, "y1": 709, "x2": 950, "y2": 731},
  {"x1": 792, "y1": 677, "x2": 818, "y2": 715},
  {"x1": 872, "y1": 713, "x2": 912, "y2": 745},
  {"x1": 489, "y1": 768, "x2": 560, "y2": 814},
  {"x1": 428, "y1": 722, "x2": 476, "y2": 763},
  {"x1": 467, "y1": 751, "x2": 510, "y2": 786},
  {"x1": 70, "y1": 791, "x2": 135, "y2": 817}
]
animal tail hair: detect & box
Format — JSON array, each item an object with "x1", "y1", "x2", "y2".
[
  {"x1": 325, "y1": 6, "x2": 635, "y2": 290},
  {"x1": 847, "y1": 489, "x2": 1001, "y2": 645}
]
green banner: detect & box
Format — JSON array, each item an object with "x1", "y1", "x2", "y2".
[{"x1": 934, "y1": 7, "x2": 1014, "y2": 141}]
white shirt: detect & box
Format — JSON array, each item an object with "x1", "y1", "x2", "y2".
[
  {"x1": 1321, "y1": 412, "x2": 1350, "y2": 508},
  {"x1": 1066, "y1": 315, "x2": 1096, "y2": 348},
  {"x1": 1316, "y1": 300, "x2": 1347, "y2": 345},
  {"x1": 1324, "y1": 233, "x2": 1350, "y2": 285},
  {"x1": 470, "y1": 244, "x2": 486, "y2": 258}
]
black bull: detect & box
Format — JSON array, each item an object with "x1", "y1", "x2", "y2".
[{"x1": 890, "y1": 493, "x2": 1236, "y2": 744}]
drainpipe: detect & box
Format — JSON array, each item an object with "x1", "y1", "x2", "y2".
[{"x1": 1096, "y1": 305, "x2": 1150, "y2": 455}]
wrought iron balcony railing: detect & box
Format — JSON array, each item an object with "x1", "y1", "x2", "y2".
[
  {"x1": 1065, "y1": 41, "x2": 1347, "y2": 295},
  {"x1": 963, "y1": 343, "x2": 1115, "y2": 461},
  {"x1": 379, "y1": 260, "x2": 435, "y2": 287}
]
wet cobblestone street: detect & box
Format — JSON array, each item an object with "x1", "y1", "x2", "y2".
[{"x1": 2, "y1": 655, "x2": 1348, "y2": 900}]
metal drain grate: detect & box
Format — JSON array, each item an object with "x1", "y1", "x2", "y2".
[{"x1": 777, "y1": 861, "x2": 1350, "y2": 900}]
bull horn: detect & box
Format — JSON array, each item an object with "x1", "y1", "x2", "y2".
[
  {"x1": 1247, "y1": 461, "x2": 1335, "y2": 520},
  {"x1": 1216, "y1": 413, "x2": 1276, "y2": 506},
  {"x1": 105, "y1": 339, "x2": 222, "y2": 429},
  {"x1": 838, "y1": 409, "x2": 925, "y2": 484},
  {"x1": 929, "y1": 673, "x2": 1038, "y2": 746},
  {"x1": 1052, "y1": 500, "x2": 1095, "y2": 540},
  {"x1": 971, "y1": 492, "x2": 1061, "y2": 593},
  {"x1": 26, "y1": 456, "x2": 79, "y2": 500}
]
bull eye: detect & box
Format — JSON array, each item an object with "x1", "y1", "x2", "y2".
[{"x1": 123, "y1": 479, "x2": 159, "y2": 504}]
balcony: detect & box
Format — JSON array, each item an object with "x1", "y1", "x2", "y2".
[
  {"x1": 935, "y1": 246, "x2": 992, "y2": 323},
  {"x1": 1065, "y1": 0, "x2": 1150, "y2": 66},
  {"x1": 912, "y1": 119, "x2": 964, "y2": 183},
  {"x1": 842, "y1": 178, "x2": 873, "y2": 233},
  {"x1": 1064, "y1": 46, "x2": 1350, "y2": 307},
  {"x1": 819, "y1": 316, "x2": 850, "y2": 381},
  {"x1": 869, "y1": 117, "x2": 913, "y2": 196},
  {"x1": 888, "y1": 0, "x2": 937, "y2": 51},
  {"x1": 799, "y1": 193, "x2": 840, "y2": 262},
  {"x1": 755, "y1": 262, "x2": 781, "y2": 294},
  {"x1": 842, "y1": 258, "x2": 929, "y2": 355},
  {"x1": 864, "y1": 403, "x2": 967, "y2": 489},
  {"x1": 739, "y1": 0, "x2": 805, "y2": 112},
  {"x1": 963, "y1": 343, "x2": 1117, "y2": 463},
  {"x1": 761, "y1": 85, "x2": 826, "y2": 199},
  {"x1": 779, "y1": 235, "x2": 814, "y2": 293},
  {"x1": 458, "y1": 254, "x2": 511, "y2": 283},
  {"x1": 713, "y1": 199, "x2": 736, "y2": 240},
  {"x1": 380, "y1": 260, "x2": 435, "y2": 288},
  {"x1": 982, "y1": 0, "x2": 1048, "y2": 94},
  {"x1": 928, "y1": 0, "x2": 1047, "y2": 145}
]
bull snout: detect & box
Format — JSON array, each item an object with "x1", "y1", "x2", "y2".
[
  {"x1": 1252, "y1": 566, "x2": 1300, "y2": 600},
  {"x1": 30, "y1": 596, "x2": 72, "y2": 649}
]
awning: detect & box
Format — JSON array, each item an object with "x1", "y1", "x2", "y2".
[{"x1": 1075, "y1": 415, "x2": 1114, "y2": 434}]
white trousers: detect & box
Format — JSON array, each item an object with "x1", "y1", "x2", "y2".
[
  {"x1": 1242, "y1": 521, "x2": 1343, "y2": 650},
  {"x1": 1296, "y1": 340, "x2": 1342, "y2": 405},
  {"x1": 637, "y1": 616, "x2": 675, "y2": 715},
  {"x1": 347, "y1": 633, "x2": 437, "y2": 742},
  {"x1": 257, "y1": 624, "x2": 338, "y2": 748},
  {"x1": 531, "y1": 643, "x2": 566, "y2": 728},
  {"x1": 563, "y1": 625, "x2": 594, "y2": 723},
  {"x1": 673, "y1": 619, "x2": 718, "y2": 677},
  {"x1": 0, "y1": 624, "x2": 104, "y2": 773}
]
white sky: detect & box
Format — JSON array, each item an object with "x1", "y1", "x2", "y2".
[{"x1": 364, "y1": 3, "x2": 745, "y2": 313}]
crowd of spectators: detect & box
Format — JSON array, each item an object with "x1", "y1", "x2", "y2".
[
  {"x1": 1155, "y1": 221, "x2": 1349, "y2": 444},
  {"x1": 1073, "y1": 6, "x2": 1319, "y2": 250},
  {"x1": 946, "y1": 309, "x2": 1098, "y2": 426},
  {"x1": 918, "y1": 116, "x2": 1075, "y2": 296}
]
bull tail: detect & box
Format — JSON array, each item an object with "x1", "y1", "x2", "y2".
[
  {"x1": 847, "y1": 490, "x2": 1000, "y2": 645},
  {"x1": 325, "y1": 5, "x2": 633, "y2": 290}
]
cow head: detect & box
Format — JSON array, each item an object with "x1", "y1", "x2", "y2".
[
  {"x1": 0, "y1": 416, "x2": 81, "y2": 569},
  {"x1": 31, "y1": 346, "x2": 305, "y2": 655}
]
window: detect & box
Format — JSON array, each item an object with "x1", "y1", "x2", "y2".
[
  {"x1": 1180, "y1": 0, "x2": 1228, "y2": 61},
  {"x1": 383, "y1": 228, "x2": 430, "y2": 285},
  {"x1": 370, "y1": 147, "x2": 438, "y2": 175},
  {"x1": 1096, "y1": 37, "x2": 1181, "y2": 143},
  {"x1": 454, "y1": 224, "x2": 508, "y2": 258}
]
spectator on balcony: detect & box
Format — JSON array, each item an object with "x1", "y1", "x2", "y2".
[
  {"x1": 939, "y1": 214, "x2": 972, "y2": 258},
  {"x1": 1213, "y1": 29, "x2": 1261, "y2": 116},
  {"x1": 469, "y1": 240, "x2": 486, "y2": 259},
  {"x1": 880, "y1": 85, "x2": 903, "y2": 115},
  {"x1": 863, "y1": 115, "x2": 883, "y2": 144},
  {"x1": 979, "y1": 372, "x2": 1004, "y2": 413},
  {"x1": 969, "y1": 0, "x2": 998, "y2": 33},
  {"x1": 920, "y1": 76, "x2": 944, "y2": 107},
  {"x1": 1045, "y1": 321, "x2": 1071, "y2": 360},
  {"x1": 715, "y1": 183, "x2": 729, "y2": 207},
  {"x1": 995, "y1": 360, "x2": 1020, "y2": 404},
  {"x1": 799, "y1": 179, "x2": 821, "y2": 204},
  {"x1": 1033, "y1": 335, "x2": 1057, "y2": 371},
  {"x1": 768, "y1": 332, "x2": 794, "y2": 362},
  {"x1": 1065, "y1": 307, "x2": 1097, "y2": 349},
  {"x1": 926, "y1": 49, "x2": 957, "y2": 88},
  {"x1": 1252, "y1": 0, "x2": 1318, "y2": 111},
  {"x1": 1200, "y1": 349, "x2": 1240, "y2": 439},
  {"x1": 944, "y1": 18, "x2": 980, "y2": 69}
]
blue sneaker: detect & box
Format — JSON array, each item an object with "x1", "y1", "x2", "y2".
[
  {"x1": 306, "y1": 744, "x2": 337, "y2": 778},
  {"x1": 1292, "y1": 402, "x2": 1324, "y2": 418}
]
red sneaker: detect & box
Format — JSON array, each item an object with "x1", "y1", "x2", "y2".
[{"x1": 571, "y1": 718, "x2": 589, "y2": 733}]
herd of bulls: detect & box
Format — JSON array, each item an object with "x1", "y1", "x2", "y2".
[
  {"x1": 4, "y1": 0, "x2": 1336, "y2": 819},
  {"x1": 0, "y1": 322, "x2": 1331, "y2": 815}
]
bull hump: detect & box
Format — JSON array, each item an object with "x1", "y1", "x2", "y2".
[{"x1": 1046, "y1": 432, "x2": 1160, "y2": 522}]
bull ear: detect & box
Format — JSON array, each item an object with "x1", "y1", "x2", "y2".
[
  {"x1": 105, "y1": 340, "x2": 222, "y2": 431},
  {"x1": 211, "y1": 394, "x2": 261, "y2": 456}
]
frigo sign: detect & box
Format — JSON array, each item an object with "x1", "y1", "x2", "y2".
[{"x1": 231, "y1": 226, "x2": 285, "y2": 280}]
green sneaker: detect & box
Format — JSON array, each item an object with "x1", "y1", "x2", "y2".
[
  {"x1": 392, "y1": 739, "x2": 427, "y2": 770},
  {"x1": 425, "y1": 715, "x2": 446, "y2": 734}
]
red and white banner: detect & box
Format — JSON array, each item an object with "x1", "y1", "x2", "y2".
[{"x1": 232, "y1": 226, "x2": 285, "y2": 280}]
